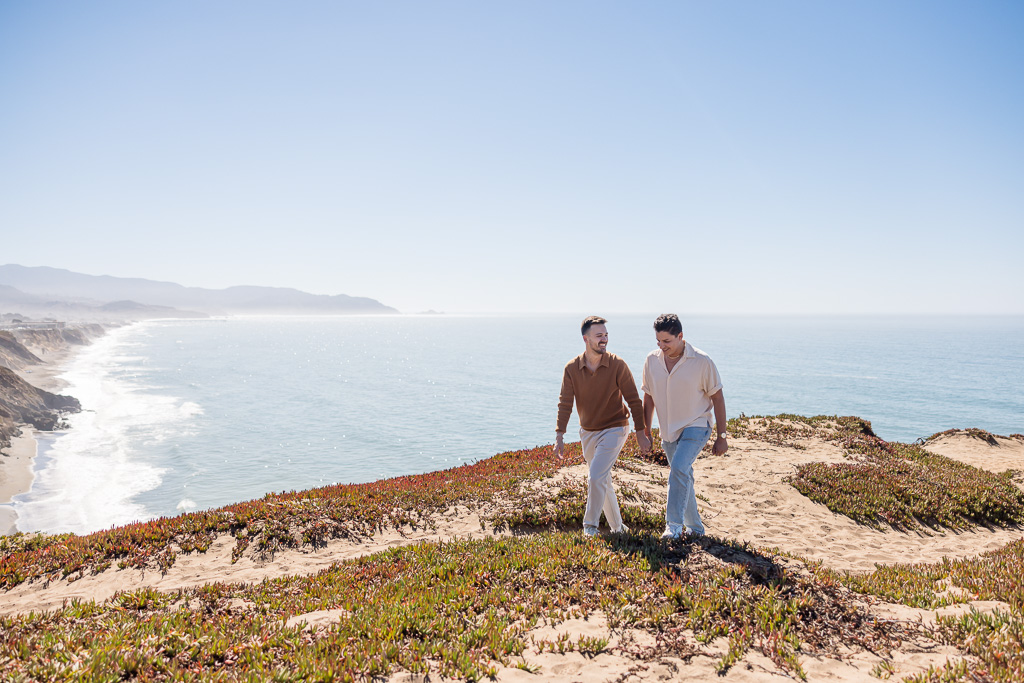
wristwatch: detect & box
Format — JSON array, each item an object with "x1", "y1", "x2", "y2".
[{"x1": 718, "y1": 433, "x2": 727, "y2": 440}]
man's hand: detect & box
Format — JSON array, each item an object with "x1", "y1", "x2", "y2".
[
  {"x1": 636, "y1": 431, "x2": 652, "y2": 454},
  {"x1": 553, "y1": 433, "x2": 565, "y2": 459},
  {"x1": 712, "y1": 436, "x2": 728, "y2": 456}
]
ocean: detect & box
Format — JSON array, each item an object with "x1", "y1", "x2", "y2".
[{"x1": 12, "y1": 314, "x2": 1024, "y2": 535}]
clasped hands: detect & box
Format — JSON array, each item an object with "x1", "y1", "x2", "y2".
[{"x1": 636, "y1": 430, "x2": 652, "y2": 453}]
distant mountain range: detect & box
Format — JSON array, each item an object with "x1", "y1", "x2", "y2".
[{"x1": 0, "y1": 265, "x2": 397, "y2": 320}]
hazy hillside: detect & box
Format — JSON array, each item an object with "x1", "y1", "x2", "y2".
[
  {"x1": 0, "y1": 265, "x2": 397, "y2": 316},
  {"x1": 0, "y1": 283, "x2": 205, "y2": 321}
]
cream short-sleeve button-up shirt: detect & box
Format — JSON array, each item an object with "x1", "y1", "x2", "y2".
[{"x1": 641, "y1": 342, "x2": 723, "y2": 443}]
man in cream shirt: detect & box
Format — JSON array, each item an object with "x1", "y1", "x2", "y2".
[{"x1": 641, "y1": 314, "x2": 727, "y2": 539}]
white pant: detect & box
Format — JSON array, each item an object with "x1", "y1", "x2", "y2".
[{"x1": 579, "y1": 425, "x2": 629, "y2": 531}]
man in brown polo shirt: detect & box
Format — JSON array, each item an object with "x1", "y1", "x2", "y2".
[{"x1": 555, "y1": 315, "x2": 651, "y2": 536}]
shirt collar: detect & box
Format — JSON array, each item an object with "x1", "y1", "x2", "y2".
[
  {"x1": 577, "y1": 352, "x2": 611, "y2": 370},
  {"x1": 657, "y1": 342, "x2": 694, "y2": 361}
]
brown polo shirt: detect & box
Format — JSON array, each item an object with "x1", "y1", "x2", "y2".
[{"x1": 556, "y1": 352, "x2": 646, "y2": 433}]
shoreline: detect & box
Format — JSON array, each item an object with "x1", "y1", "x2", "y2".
[
  {"x1": 0, "y1": 431, "x2": 37, "y2": 534},
  {"x1": 0, "y1": 337, "x2": 89, "y2": 536}
]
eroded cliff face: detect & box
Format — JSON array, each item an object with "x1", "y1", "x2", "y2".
[
  {"x1": 0, "y1": 332, "x2": 42, "y2": 371},
  {"x1": 0, "y1": 367, "x2": 81, "y2": 450},
  {"x1": 10, "y1": 325, "x2": 106, "y2": 354},
  {"x1": 0, "y1": 327, "x2": 100, "y2": 450}
]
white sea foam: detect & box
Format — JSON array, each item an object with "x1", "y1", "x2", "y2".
[{"x1": 13, "y1": 323, "x2": 200, "y2": 535}]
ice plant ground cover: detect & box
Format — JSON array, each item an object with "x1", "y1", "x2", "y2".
[
  {"x1": 0, "y1": 439, "x2": 586, "y2": 588},
  {"x1": 4, "y1": 533, "x2": 1024, "y2": 681},
  {"x1": 785, "y1": 424, "x2": 1024, "y2": 531},
  {"x1": 3, "y1": 414, "x2": 1024, "y2": 680},
  {"x1": 819, "y1": 539, "x2": 1024, "y2": 682},
  {"x1": 0, "y1": 430, "x2": 677, "y2": 589},
  {"x1": 6, "y1": 414, "x2": 1017, "y2": 589},
  {"x1": 0, "y1": 532, "x2": 917, "y2": 681}
]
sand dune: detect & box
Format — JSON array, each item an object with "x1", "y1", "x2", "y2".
[
  {"x1": 698, "y1": 432, "x2": 1024, "y2": 573},
  {"x1": 922, "y1": 431, "x2": 1024, "y2": 474}
]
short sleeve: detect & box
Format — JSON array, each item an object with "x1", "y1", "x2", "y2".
[{"x1": 703, "y1": 358, "x2": 723, "y2": 397}]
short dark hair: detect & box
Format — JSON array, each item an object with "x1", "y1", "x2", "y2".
[
  {"x1": 581, "y1": 315, "x2": 607, "y2": 336},
  {"x1": 653, "y1": 313, "x2": 683, "y2": 337}
]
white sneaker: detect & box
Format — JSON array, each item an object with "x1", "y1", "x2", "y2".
[
  {"x1": 583, "y1": 527, "x2": 600, "y2": 537},
  {"x1": 661, "y1": 525, "x2": 682, "y2": 539},
  {"x1": 613, "y1": 523, "x2": 630, "y2": 534}
]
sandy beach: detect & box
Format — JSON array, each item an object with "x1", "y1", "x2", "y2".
[
  {"x1": 0, "y1": 340, "x2": 77, "y2": 535},
  {"x1": 12, "y1": 341, "x2": 74, "y2": 394},
  {"x1": 2, "y1": 422, "x2": 1022, "y2": 681},
  {"x1": 0, "y1": 431, "x2": 36, "y2": 534}
]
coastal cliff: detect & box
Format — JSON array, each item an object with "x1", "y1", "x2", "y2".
[
  {"x1": 0, "y1": 325, "x2": 105, "y2": 370},
  {"x1": 8, "y1": 324, "x2": 106, "y2": 354},
  {"x1": 0, "y1": 328, "x2": 98, "y2": 451},
  {"x1": 0, "y1": 367, "x2": 81, "y2": 450},
  {"x1": 0, "y1": 332, "x2": 41, "y2": 370}
]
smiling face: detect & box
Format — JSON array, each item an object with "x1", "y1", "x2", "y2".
[
  {"x1": 656, "y1": 330, "x2": 685, "y2": 357},
  {"x1": 584, "y1": 323, "x2": 609, "y2": 355}
]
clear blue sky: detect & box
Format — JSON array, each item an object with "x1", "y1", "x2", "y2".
[{"x1": 2, "y1": 1, "x2": 1021, "y2": 313}]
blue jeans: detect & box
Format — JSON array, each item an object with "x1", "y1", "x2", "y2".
[{"x1": 663, "y1": 425, "x2": 711, "y2": 535}]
